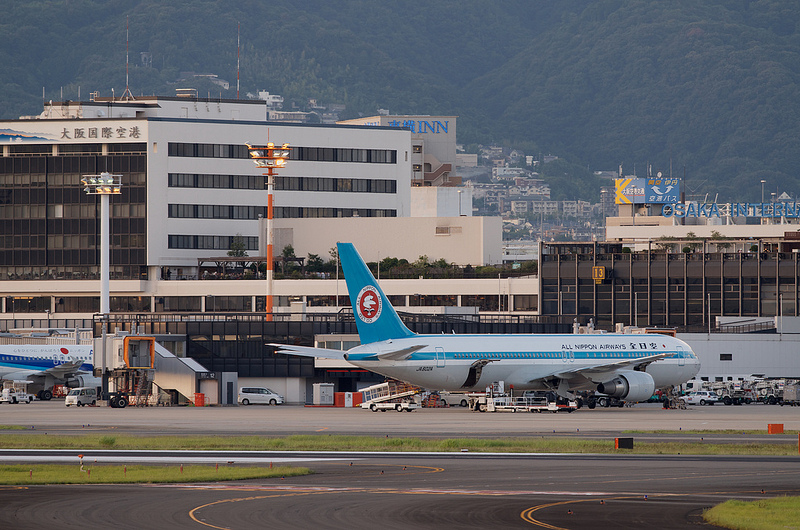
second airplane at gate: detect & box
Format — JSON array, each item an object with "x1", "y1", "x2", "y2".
[{"x1": 273, "y1": 243, "x2": 701, "y2": 403}]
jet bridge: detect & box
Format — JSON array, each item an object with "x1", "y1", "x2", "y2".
[{"x1": 97, "y1": 333, "x2": 214, "y2": 406}]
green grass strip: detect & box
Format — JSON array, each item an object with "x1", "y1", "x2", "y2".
[
  {"x1": 0, "y1": 464, "x2": 309, "y2": 485},
  {"x1": 704, "y1": 496, "x2": 800, "y2": 529},
  {"x1": 0, "y1": 433, "x2": 797, "y2": 455}
]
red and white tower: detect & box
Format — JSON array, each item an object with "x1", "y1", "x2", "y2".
[{"x1": 246, "y1": 142, "x2": 291, "y2": 321}]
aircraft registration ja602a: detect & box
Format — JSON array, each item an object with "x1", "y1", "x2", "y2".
[{"x1": 272, "y1": 243, "x2": 700, "y2": 403}]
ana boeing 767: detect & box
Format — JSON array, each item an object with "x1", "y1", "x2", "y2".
[{"x1": 273, "y1": 243, "x2": 700, "y2": 403}]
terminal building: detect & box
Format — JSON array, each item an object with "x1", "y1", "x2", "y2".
[
  {"x1": 0, "y1": 96, "x2": 523, "y2": 402},
  {"x1": 2, "y1": 103, "x2": 800, "y2": 400}
]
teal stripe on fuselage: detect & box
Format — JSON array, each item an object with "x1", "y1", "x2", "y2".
[{"x1": 348, "y1": 349, "x2": 691, "y2": 362}]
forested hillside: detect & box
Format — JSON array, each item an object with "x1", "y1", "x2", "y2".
[{"x1": 1, "y1": 0, "x2": 798, "y2": 201}]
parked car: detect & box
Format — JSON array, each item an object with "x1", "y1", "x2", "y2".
[
  {"x1": 438, "y1": 391, "x2": 469, "y2": 407},
  {"x1": 65, "y1": 387, "x2": 97, "y2": 407},
  {"x1": 680, "y1": 391, "x2": 720, "y2": 406},
  {"x1": 238, "y1": 387, "x2": 284, "y2": 406}
]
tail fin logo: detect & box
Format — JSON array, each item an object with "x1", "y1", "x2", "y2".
[{"x1": 356, "y1": 286, "x2": 382, "y2": 323}]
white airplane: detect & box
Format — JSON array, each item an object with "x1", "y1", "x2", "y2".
[
  {"x1": 0, "y1": 344, "x2": 95, "y2": 400},
  {"x1": 273, "y1": 243, "x2": 701, "y2": 403}
]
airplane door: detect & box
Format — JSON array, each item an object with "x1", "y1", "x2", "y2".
[{"x1": 435, "y1": 347, "x2": 445, "y2": 368}]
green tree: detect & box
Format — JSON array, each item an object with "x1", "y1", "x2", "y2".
[
  {"x1": 306, "y1": 253, "x2": 324, "y2": 272},
  {"x1": 228, "y1": 234, "x2": 248, "y2": 257}
]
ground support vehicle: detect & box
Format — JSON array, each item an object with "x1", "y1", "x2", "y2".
[
  {"x1": 361, "y1": 380, "x2": 422, "y2": 412},
  {"x1": 585, "y1": 394, "x2": 626, "y2": 409},
  {"x1": 468, "y1": 393, "x2": 578, "y2": 413},
  {"x1": 752, "y1": 379, "x2": 786, "y2": 405},
  {"x1": 781, "y1": 383, "x2": 800, "y2": 406},
  {"x1": 0, "y1": 381, "x2": 35, "y2": 404},
  {"x1": 720, "y1": 389, "x2": 754, "y2": 405},
  {"x1": 438, "y1": 391, "x2": 470, "y2": 408},
  {"x1": 708, "y1": 381, "x2": 756, "y2": 405}
]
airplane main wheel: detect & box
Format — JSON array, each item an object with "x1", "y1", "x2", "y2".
[{"x1": 41, "y1": 390, "x2": 52, "y2": 401}]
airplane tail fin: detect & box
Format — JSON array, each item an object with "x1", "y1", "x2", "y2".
[{"x1": 337, "y1": 242, "x2": 415, "y2": 344}]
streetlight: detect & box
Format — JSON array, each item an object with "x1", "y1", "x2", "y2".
[
  {"x1": 81, "y1": 171, "x2": 122, "y2": 404},
  {"x1": 247, "y1": 142, "x2": 291, "y2": 322},
  {"x1": 761, "y1": 179, "x2": 766, "y2": 204}
]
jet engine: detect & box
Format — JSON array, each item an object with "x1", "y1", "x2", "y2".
[
  {"x1": 596, "y1": 370, "x2": 655, "y2": 402},
  {"x1": 66, "y1": 375, "x2": 101, "y2": 388}
]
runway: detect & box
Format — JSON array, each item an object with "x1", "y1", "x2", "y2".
[
  {"x1": 1, "y1": 401, "x2": 799, "y2": 528},
  {"x1": 1, "y1": 451, "x2": 799, "y2": 529}
]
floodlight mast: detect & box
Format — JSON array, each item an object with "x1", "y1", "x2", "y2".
[
  {"x1": 80, "y1": 172, "x2": 123, "y2": 314},
  {"x1": 80, "y1": 171, "x2": 122, "y2": 403},
  {"x1": 246, "y1": 143, "x2": 290, "y2": 321}
]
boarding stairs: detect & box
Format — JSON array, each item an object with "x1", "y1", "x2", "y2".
[{"x1": 361, "y1": 380, "x2": 423, "y2": 404}]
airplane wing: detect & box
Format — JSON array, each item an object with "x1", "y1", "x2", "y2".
[
  {"x1": 1, "y1": 360, "x2": 86, "y2": 382},
  {"x1": 375, "y1": 344, "x2": 428, "y2": 361},
  {"x1": 270, "y1": 343, "x2": 428, "y2": 362},
  {"x1": 557, "y1": 352, "x2": 670, "y2": 378},
  {"x1": 531, "y1": 352, "x2": 671, "y2": 384},
  {"x1": 42, "y1": 360, "x2": 86, "y2": 379},
  {"x1": 269, "y1": 344, "x2": 349, "y2": 360},
  {"x1": 2, "y1": 369, "x2": 42, "y2": 382}
]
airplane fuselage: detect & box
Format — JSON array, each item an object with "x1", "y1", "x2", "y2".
[
  {"x1": 344, "y1": 333, "x2": 699, "y2": 393},
  {"x1": 0, "y1": 344, "x2": 94, "y2": 379}
]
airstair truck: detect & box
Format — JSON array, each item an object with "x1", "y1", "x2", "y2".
[{"x1": 361, "y1": 380, "x2": 422, "y2": 412}]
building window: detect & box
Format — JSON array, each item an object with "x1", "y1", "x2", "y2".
[
  {"x1": 156, "y1": 296, "x2": 201, "y2": 312},
  {"x1": 168, "y1": 235, "x2": 258, "y2": 250},
  {"x1": 412, "y1": 145, "x2": 422, "y2": 153},
  {"x1": 274, "y1": 176, "x2": 396, "y2": 194},
  {"x1": 169, "y1": 144, "x2": 397, "y2": 165},
  {"x1": 272, "y1": 207, "x2": 396, "y2": 219},
  {"x1": 168, "y1": 173, "x2": 264, "y2": 190},
  {"x1": 720, "y1": 353, "x2": 733, "y2": 361}
]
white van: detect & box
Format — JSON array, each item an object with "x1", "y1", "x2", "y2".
[
  {"x1": 238, "y1": 387, "x2": 284, "y2": 405},
  {"x1": 65, "y1": 387, "x2": 97, "y2": 407}
]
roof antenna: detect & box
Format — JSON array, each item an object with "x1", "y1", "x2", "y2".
[
  {"x1": 121, "y1": 15, "x2": 134, "y2": 101},
  {"x1": 237, "y1": 22, "x2": 240, "y2": 99}
]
